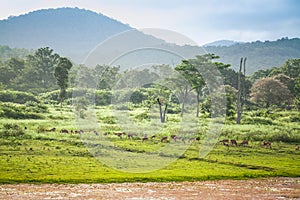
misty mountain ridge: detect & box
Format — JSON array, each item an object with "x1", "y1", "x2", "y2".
[
  {"x1": 0, "y1": 7, "x2": 299, "y2": 74},
  {"x1": 0, "y1": 7, "x2": 133, "y2": 62},
  {"x1": 203, "y1": 40, "x2": 244, "y2": 47}
]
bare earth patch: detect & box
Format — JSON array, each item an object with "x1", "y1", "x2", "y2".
[{"x1": 0, "y1": 178, "x2": 299, "y2": 200}]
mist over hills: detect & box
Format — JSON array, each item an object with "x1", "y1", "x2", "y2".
[
  {"x1": 0, "y1": 7, "x2": 132, "y2": 62},
  {"x1": 205, "y1": 38, "x2": 300, "y2": 73},
  {"x1": 203, "y1": 40, "x2": 243, "y2": 47},
  {"x1": 0, "y1": 7, "x2": 299, "y2": 74}
]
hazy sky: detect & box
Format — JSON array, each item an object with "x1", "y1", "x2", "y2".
[{"x1": 1, "y1": 0, "x2": 299, "y2": 45}]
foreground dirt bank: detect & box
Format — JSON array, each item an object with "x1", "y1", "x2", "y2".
[{"x1": 0, "y1": 177, "x2": 299, "y2": 200}]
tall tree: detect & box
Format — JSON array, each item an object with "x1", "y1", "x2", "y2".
[
  {"x1": 281, "y1": 59, "x2": 300, "y2": 79},
  {"x1": 250, "y1": 77, "x2": 293, "y2": 107},
  {"x1": 166, "y1": 73, "x2": 191, "y2": 117},
  {"x1": 175, "y1": 54, "x2": 229, "y2": 117},
  {"x1": 26, "y1": 47, "x2": 60, "y2": 91},
  {"x1": 54, "y1": 57, "x2": 73, "y2": 108},
  {"x1": 95, "y1": 65, "x2": 120, "y2": 90},
  {"x1": 294, "y1": 77, "x2": 300, "y2": 110}
]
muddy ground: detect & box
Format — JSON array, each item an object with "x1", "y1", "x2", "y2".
[{"x1": 0, "y1": 177, "x2": 299, "y2": 199}]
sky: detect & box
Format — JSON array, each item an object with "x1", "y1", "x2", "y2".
[{"x1": 0, "y1": 0, "x2": 300, "y2": 45}]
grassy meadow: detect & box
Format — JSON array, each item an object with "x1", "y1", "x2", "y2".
[{"x1": 0, "y1": 104, "x2": 299, "y2": 184}]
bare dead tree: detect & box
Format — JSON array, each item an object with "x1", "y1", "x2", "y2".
[{"x1": 237, "y1": 57, "x2": 246, "y2": 124}]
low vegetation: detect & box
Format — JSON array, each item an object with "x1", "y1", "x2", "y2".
[
  {"x1": 0, "y1": 104, "x2": 299, "y2": 184},
  {"x1": 0, "y1": 47, "x2": 299, "y2": 184}
]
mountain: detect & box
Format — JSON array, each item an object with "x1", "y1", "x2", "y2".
[
  {"x1": 0, "y1": 7, "x2": 132, "y2": 63},
  {"x1": 0, "y1": 8, "x2": 299, "y2": 74},
  {"x1": 0, "y1": 45, "x2": 32, "y2": 61},
  {"x1": 204, "y1": 38, "x2": 300, "y2": 74},
  {"x1": 203, "y1": 40, "x2": 242, "y2": 47}
]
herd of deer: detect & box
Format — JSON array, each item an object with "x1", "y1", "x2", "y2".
[
  {"x1": 40, "y1": 127, "x2": 299, "y2": 150},
  {"x1": 220, "y1": 139, "x2": 272, "y2": 148}
]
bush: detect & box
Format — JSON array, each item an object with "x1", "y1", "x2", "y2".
[
  {"x1": 0, "y1": 90, "x2": 39, "y2": 104},
  {"x1": 99, "y1": 116, "x2": 116, "y2": 124},
  {"x1": 134, "y1": 112, "x2": 150, "y2": 121},
  {"x1": 0, "y1": 123, "x2": 25, "y2": 137},
  {"x1": 0, "y1": 102, "x2": 45, "y2": 119},
  {"x1": 41, "y1": 88, "x2": 113, "y2": 106},
  {"x1": 95, "y1": 90, "x2": 112, "y2": 106},
  {"x1": 242, "y1": 116, "x2": 275, "y2": 125},
  {"x1": 130, "y1": 90, "x2": 146, "y2": 104}
]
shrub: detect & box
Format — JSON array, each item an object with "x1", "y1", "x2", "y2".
[
  {"x1": 0, "y1": 90, "x2": 39, "y2": 104},
  {"x1": 100, "y1": 116, "x2": 116, "y2": 124},
  {"x1": 134, "y1": 112, "x2": 150, "y2": 121},
  {"x1": 40, "y1": 88, "x2": 112, "y2": 106},
  {"x1": 0, "y1": 102, "x2": 45, "y2": 119},
  {"x1": 242, "y1": 116, "x2": 275, "y2": 125},
  {"x1": 130, "y1": 90, "x2": 146, "y2": 104},
  {"x1": 0, "y1": 123, "x2": 25, "y2": 137}
]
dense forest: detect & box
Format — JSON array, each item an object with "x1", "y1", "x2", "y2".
[
  {"x1": 0, "y1": 46, "x2": 299, "y2": 121},
  {"x1": 205, "y1": 37, "x2": 300, "y2": 74}
]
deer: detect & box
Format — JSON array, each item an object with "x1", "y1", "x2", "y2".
[
  {"x1": 60, "y1": 129, "x2": 68, "y2": 134},
  {"x1": 93, "y1": 130, "x2": 99, "y2": 136},
  {"x1": 230, "y1": 139, "x2": 238, "y2": 146},
  {"x1": 170, "y1": 135, "x2": 177, "y2": 142},
  {"x1": 127, "y1": 132, "x2": 137, "y2": 139},
  {"x1": 142, "y1": 135, "x2": 148, "y2": 142},
  {"x1": 263, "y1": 141, "x2": 272, "y2": 148},
  {"x1": 161, "y1": 136, "x2": 168, "y2": 142},
  {"x1": 220, "y1": 139, "x2": 229, "y2": 146},
  {"x1": 114, "y1": 132, "x2": 123, "y2": 138},
  {"x1": 47, "y1": 128, "x2": 56, "y2": 132},
  {"x1": 240, "y1": 140, "x2": 249, "y2": 146}
]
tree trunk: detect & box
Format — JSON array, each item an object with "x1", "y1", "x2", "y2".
[
  {"x1": 157, "y1": 98, "x2": 167, "y2": 123},
  {"x1": 162, "y1": 104, "x2": 168, "y2": 123},
  {"x1": 196, "y1": 91, "x2": 200, "y2": 118},
  {"x1": 241, "y1": 57, "x2": 247, "y2": 113},
  {"x1": 237, "y1": 58, "x2": 243, "y2": 124},
  {"x1": 180, "y1": 86, "x2": 188, "y2": 117}
]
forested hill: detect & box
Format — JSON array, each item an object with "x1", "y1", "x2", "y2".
[
  {"x1": 0, "y1": 7, "x2": 132, "y2": 63},
  {"x1": 204, "y1": 38, "x2": 300, "y2": 74},
  {"x1": 0, "y1": 46, "x2": 32, "y2": 62},
  {"x1": 0, "y1": 7, "x2": 299, "y2": 74}
]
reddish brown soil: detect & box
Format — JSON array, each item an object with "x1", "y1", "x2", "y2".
[{"x1": 0, "y1": 178, "x2": 299, "y2": 200}]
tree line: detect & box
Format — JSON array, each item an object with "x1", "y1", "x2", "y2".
[{"x1": 0, "y1": 47, "x2": 299, "y2": 120}]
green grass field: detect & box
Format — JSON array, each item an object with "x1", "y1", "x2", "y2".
[{"x1": 0, "y1": 105, "x2": 299, "y2": 184}]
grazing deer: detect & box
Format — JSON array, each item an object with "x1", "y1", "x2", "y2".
[
  {"x1": 161, "y1": 136, "x2": 168, "y2": 142},
  {"x1": 295, "y1": 145, "x2": 299, "y2": 151},
  {"x1": 60, "y1": 129, "x2": 68, "y2": 134},
  {"x1": 220, "y1": 139, "x2": 229, "y2": 146},
  {"x1": 230, "y1": 139, "x2": 237, "y2": 146},
  {"x1": 142, "y1": 135, "x2": 148, "y2": 142},
  {"x1": 240, "y1": 140, "x2": 249, "y2": 146},
  {"x1": 127, "y1": 133, "x2": 137, "y2": 139},
  {"x1": 195, "y1": 137, "x2": 200, "y2": 142},
  {"x1": 170, "y1": 135, "x2": 177, "y2": 142},
  {"x1": 263, "y1": 141, "x2": 271, "y2": 148},
  {"x1": 46, "y1": 127, "x2": 56, "y2": 132},
  {"x1": 151, "y1": 135, "x2": 156, "y2": 139},
  {"x1": 93, "y1": 130, "x2": 99, "y2": 136},
  {"x1": 114, "y1": 132, "x2": 123, "y2": 138}
]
